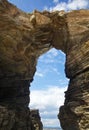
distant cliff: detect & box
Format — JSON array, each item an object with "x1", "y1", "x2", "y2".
[{"x1": 0, "y1": 0, "x2": 89, "y2": 130}]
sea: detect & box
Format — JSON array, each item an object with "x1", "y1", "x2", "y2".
[{"x1": 43, "y1": 127, "x2": 62, "y2": 130}]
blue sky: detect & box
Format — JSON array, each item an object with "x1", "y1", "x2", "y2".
[
  {"x1": 8, "y1": 0, "x2": 89, "y2": 127},
  {"x1": 30, "y1": 49, "x2": 68, "y2": 127}
]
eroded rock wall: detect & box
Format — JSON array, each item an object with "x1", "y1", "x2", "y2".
[
  {"x1": 58, "y1": 10, "x2": 89, "y2": 130},
  {"x1": 0, "y1": 1, "x2": 46, "y2": 129},
  {"x1": 0, "y1": 0, "x2": 89, "y2": 130},
  {"x1": 30, "y1": 109, "x2": 43, "y2": 130}
]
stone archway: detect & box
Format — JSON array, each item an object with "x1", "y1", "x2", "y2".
[
  {"x1": 0, "y1": 1, "x2": 89, "y2": 130},
  {"x1": 30, "y1": 48, "x2": 68, "y2": 128}
]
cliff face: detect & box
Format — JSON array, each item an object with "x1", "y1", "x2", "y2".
[
  {"x1": 58, "y1": 10, "x2": 89, "y2": 130},
  {"x1": 0, "y1": 0, "x2": 89, "y2": 130}
]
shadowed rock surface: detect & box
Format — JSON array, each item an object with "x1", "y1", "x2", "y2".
[
  {"x1": 30, "y1": 109, "x2": 43, "y2": 130},
  {"x1": 0, "y1": 0, "x2": 89, "y2": 130}
]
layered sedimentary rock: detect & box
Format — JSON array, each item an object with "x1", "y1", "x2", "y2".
[
  {"x1": 30, "y1": 109, "x2": 43, "y2": 130},
  {"x1": 0, "y1": 105, "x2": 32, "y2": 129},
  {"x1": 0, "y1": 0, "x2": 89, "y2": 130},
  {"x1": 58, "y1": 10, "x2": 89, "y2": 130}
]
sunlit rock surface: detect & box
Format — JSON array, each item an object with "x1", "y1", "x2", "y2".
[
  {"x1": 58, "y1": 10, "x2": 89, "y2": 130},
  {"x1": 0, "y1": 0, "x2": 89, "y2": 130}
]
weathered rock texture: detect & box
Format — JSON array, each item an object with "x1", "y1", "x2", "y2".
[
  {"x1": 0, "y1": 0, "x2": 89, "y2": 130},
  {"x1": 30, "y1": 109, "x2": 43, "y2": 130},
  {"x1": 58, "y1": 10, "x2": 89, "y2": 130}
]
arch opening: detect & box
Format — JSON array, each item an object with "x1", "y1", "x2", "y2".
[{"x1": 30, "y1": 48, "x2": 69, "y2": 128}]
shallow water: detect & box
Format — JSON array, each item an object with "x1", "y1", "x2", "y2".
[{"x1": 43, "y1": 127, "x2": 62, "y2": 130}]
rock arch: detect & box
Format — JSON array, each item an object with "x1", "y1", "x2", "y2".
[{"x1": 0, "y1": 0, "x2": 89, "y2": 129}]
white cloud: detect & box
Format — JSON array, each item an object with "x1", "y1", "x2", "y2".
[
  {"x1": 35, "y1": 72, "x2": 44, "y2": 77},
  {"x1": 34, "y1": 48, "x2": 65, "y2": 80},
  {"x1": 46, "y1": 0, "x2": 89, "y2": 11},
  {"x1": 47, "y1": 48, "x2": 59, "y2": 57},
  {"x1": 42, "y1": 118, "x2": 60, "y2": 127},
  {"x1": 58, "y1": 78, "x2": 69, "y2": 86},
  {"x1": 50, "y1": 2, "x2": 67, "y2": 11},
  {"x1": 53, "y1": 0, "x2": 59, "y2": 4},
  {"x1": 67, "y1": 0, "x2": 89, "y2": 10},
  {"x1": 35, "y1": 66, "x2": 61, "y2": 78},
  {"x1": 39, "y1": 48, "x2": 65, "y2": 64},
  {"x1": 39, "y1": 48, "x2": 58, "y2": 63},
  {"x1": 52, "y1": 68, "x2": 61, "y2": 75},
  {"x1": 30, "y1": 86, "x2": 67, "y2": 127},
  {"x1": 44, "y1": 6, "x2": 49, "y2": 10}
]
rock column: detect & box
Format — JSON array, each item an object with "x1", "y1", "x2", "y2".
[{"x1": 58, "y1": 10, "x2": 89, "y2": 130}]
